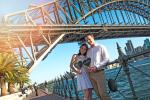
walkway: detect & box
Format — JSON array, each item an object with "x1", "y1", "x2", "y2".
[{"x1": 24, "y1": 89, "x2": 65, "y2": 100}]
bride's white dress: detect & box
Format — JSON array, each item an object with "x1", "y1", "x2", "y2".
[{"x1": 76, "y1": 55, "x2": 93, "y2": 91}]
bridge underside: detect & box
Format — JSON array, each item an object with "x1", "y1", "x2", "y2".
[{"x1": 0, "y1": 25, "x2": 150, "y2": 49}]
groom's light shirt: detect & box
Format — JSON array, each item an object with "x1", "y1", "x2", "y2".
[{"x1": 86, "y1": 44, "x2": 109, "y2": 69}]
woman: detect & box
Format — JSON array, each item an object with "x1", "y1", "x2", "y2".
[{"x1": 70, "y1": 44, "x2": 93, "y2": 100}]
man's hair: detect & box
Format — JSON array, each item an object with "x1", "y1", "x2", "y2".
[{"x1": 86, "y1": 34, "x2": 94, "y2": 38}]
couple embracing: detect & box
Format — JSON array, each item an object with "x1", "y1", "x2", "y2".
[{"x1": 70, "y1": 34, "x2": 111, "y2": 100}]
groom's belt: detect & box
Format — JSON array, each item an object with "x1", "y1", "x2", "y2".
[
  {"x1": 96, "y1": 68, "x2": 104, "y2": 72},
  {"x1": 89, "y1": 68, "x2": 104, "y2": 74}
]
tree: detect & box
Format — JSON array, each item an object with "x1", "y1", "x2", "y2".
[
  {"x1": 0, "y1": 52, "x2": 30, "y2": 95},
  {"x1": 0, "y1": 52, "x2": 15, "y2": 96}
]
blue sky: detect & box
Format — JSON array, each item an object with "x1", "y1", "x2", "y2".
[
  {"x1": 0, "y1": 0, "x2": 150, "y2": 84},
  {"x1": 0, "y1": 0, "x2": 53, "y2": 15}
]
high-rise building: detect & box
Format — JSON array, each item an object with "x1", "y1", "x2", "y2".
[
  {"x1": 143, "y1": 39, "x2": 150, "y2": 57},
  {"x1": 135, "y1": 46, "x2": 143, "y2": 53},
  {"x1": 124, "y1": 39, "x2": 150, "y2": 60},
  {"x1": 125, "y1": 40, "x2": 135, "y2": 55},
  {"x1": 134, "y1": 46, "x2": 144, "y2": 60},
  {"x1": 143, "y1": 39, "x2": 150, "y2": 50}
]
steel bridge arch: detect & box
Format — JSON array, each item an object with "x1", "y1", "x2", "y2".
[
  {"x1": 76, "y1": 0, "x2": 150, "y2": 24},
  {"x1": 4, "y1": 0, "x2": 149, "y2": 25}
]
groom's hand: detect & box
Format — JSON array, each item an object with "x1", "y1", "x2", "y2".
[{"x1": 88, "y1": 66, "x2": 97, "y2": 72}]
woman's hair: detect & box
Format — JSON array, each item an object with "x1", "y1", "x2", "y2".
[{"x1": 78, "y1": 43, "x2": 88, "y2": 56}]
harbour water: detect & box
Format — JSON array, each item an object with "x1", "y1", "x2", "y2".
[{"x1": 106, "y1": 58, "x2": 150, "y2": 100}]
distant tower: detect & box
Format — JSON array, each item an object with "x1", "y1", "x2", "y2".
[
  {"x1": 125, "y1": 40, "x2": 135, "y2": 55},
  {"x1": 143, "y1": 39, "x2": 150, "y2": 50},
  {"x1": 135, "y1": 46, "x2": 143, "y2": 53},
  {"x1": 134, "y1": 46, "x2": 144, "y2": 60},
  {"x1": 143, "y1": 38, "x2": 150, "y2": 57}
]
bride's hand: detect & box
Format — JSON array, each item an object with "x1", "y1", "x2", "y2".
[
  {"x1": 76, "y1": 69, "x2": 81, "y2": 74},
  {"x1": 72, "y1": 54, "x2": 78, "y2": 64}
]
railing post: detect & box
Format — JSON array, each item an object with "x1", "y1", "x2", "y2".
[
  {"x1": 64, "y1": 73, "x2": 72, "y2": 99},
  {"x1": 49, "y1": 80, "x2": 54, "y2": 93},
  {"x1": 54, "y1": 80, "x2": 57, "y2": 94},
  {"x1": 66, "y1": 71, "x2": 79, "y2": 100},
  {"x1": 117, "y1": 43, "x2": 137, "y2": 100},
  {"x1": 57, "y1": 78, "x2": 63, "y2": 96},
  {"x1": 60, "y1": 75, "x2": 67, "y2": 98},
  {"x1": 52, "y1": 79, "x2": 56, "y2": 94}
]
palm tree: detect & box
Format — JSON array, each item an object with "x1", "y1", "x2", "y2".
[
  {"x1": 0, "y1": 73, "x2": 7, "y2": 96},
  {"x1": 0, "y1": 52, "x2": 16, "y2": 96},
  {"x1": 13, "y1": 66, "x2": 30, "y2": 90},
  {"x1": 8, "y1": 66, "x2": 29, "y2": 94},
  {"x1": 0, "y1": 52, "x2": 30, "y2": 95},
  {"x1": 6, "y1": 54, "x2": 29, "y2": 94}
]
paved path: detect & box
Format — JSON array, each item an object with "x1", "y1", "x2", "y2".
[
  {"x1": 24, "y1": 89, "x2": 65, "y2": 100},
  {"x1": 30, "y1": 94, "x2": 65, "y2": 100}
]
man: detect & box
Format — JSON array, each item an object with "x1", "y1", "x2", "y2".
[
  {"x1": 86, "y1": 34, "x2": 111, "y2": 100},
  {"x1": 33, "y1": 82, "x2": 38, "y2": 96}
]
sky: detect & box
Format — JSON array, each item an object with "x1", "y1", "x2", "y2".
[{"x1": 0, "y1": 0, "x2": 150, "y2": 84}]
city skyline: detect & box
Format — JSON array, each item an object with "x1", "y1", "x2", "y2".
[{"x1": 125, "y1": 38, "x2": 150, "y2": 55}]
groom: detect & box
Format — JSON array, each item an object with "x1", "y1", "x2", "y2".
[{"x1": 85, "y1": 34, "x2": 111, "y2": 100}]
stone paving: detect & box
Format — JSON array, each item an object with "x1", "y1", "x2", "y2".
[{"x1": 24, "y1": 89, "x2": 65, "y2": 100}]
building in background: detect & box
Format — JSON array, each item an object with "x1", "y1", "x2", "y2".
[
  {"x1": 124, "y1": 40, "x2": 135, "y2": 61},
  {"x1": 143, "y1": 39, "x2": 150, "y2": 50},
  {"x1": 125, "y1": 40, "x2": 135, "y2": 55},
  {"x1": 124, "y1": 38, "x2": 150, "y2": 61},
  {"x1": 134, "y1": 46, "x2": 144, "y2": 60}
]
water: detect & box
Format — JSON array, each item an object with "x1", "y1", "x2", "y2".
[
  {"x1": 105, "y1": 58, "x2": 150, "y2": 100},
  {"x1": 48, "y1": 58, "x2": 150, "y2": 100},
  {"x1": 82, "y1": 61, "x2": 150, "y2": 100}
]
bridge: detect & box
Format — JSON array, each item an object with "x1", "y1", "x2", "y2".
[{"x1": 0, "y1": 0, "x2": 149, "y2": 73}]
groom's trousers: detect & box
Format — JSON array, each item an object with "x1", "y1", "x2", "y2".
[{"x1": 89, "y1": 70, "x2": 111, "y2": 100}]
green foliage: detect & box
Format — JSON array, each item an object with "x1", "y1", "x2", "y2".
[{"x1": 0, "y1": 52, "x2": 30, "y2": 85}]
